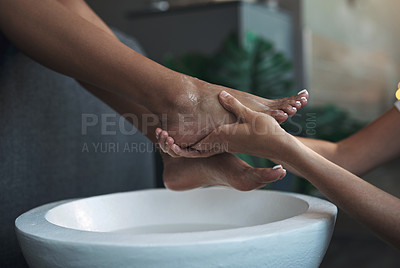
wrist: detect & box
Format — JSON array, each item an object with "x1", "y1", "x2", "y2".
[
  {"x1": 282, "y1": 137, "x2": 321, "y2": 178},
  {"x1": 274, "y1": 133, "x2": 305, "y2": 165}
]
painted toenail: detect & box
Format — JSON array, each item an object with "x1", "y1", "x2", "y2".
[
  {"x1": 292, "y1": 107, "x2": 297, "y2": 111},
  {"x1": 280, "y1": 169, "x2": 287, "y2": 179},
  {"x1": 272, "y1": 164, "x2": 282, "y2": 170},
  {"x1": 297, "y1": 89, "x2": 308, "y2": 95},
  {"x1": 220, "y1": 91, "x2": 230, "y2": 98},
  {"x1": 295, "y1": 101, "x2": 301, "y2": 104},
  {"x1": 301, "y1": 96, "x2": 307, "y2": 100},
  {"x1": 283, "y1": 113, "x2": 288, "y2": 116}
]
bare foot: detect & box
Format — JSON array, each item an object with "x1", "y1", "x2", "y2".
[
  {"x1": 87, "y1": 83, "x2": 288, "y2": 191},
  {"x1": 161, "y1": 152, "x2": 286, "y2": 191},
  {"x1": 156, "y1": 128, "x2": 286, "y2": 191},
  {"x1": 161, "y1": 76, "x2": 308, "y2": 148},
  {"x1": 226, "y1": 87, "x2": 309, "y2": 121}
]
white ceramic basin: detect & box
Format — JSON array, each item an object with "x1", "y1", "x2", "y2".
[{"x1": 16, "y1": 187, "x2": 337, "y2": 268}]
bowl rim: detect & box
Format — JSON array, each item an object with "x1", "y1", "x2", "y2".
[{"x1": 15, "y1": 188, "x2": 337, "y2": 247}]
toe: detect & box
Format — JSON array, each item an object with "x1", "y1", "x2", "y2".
[
  {"x1": 287, "y1": 99, "x2": 302, "y2": 110},
  {"x1": 230, "y1": 165, "x2": 286, "y2": 191},
  {"x1": 270, "y1": 110, "x2": 288, "y2": 124},
  {"x1": 297, "y1": 89, "x2": 309, "y2": 98},
  {"x1": 296, "y1": 89, "x2": 309, "y2": 107},
  {"x1": 281, "y1": 89, "x2": 309, "y2": 110},
  {"x1": 299, "y1": 96, "x2": 308, "y2": 107},
  {"x1": 257, "y1": 166, "x2": 286, "y2": 183},
  {"x1": 283, "y1": 104, "x2": 297, "y2": 116}
]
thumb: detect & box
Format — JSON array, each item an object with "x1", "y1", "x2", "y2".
[{"x1": 219, "y1": 91, "x2": 252, "y2": 121}]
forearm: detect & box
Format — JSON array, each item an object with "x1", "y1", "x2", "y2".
[
  {"x1": 294, "y1": 106, "x2": 400, "y2": 176},
  {"x1": 284, "y1": 137, "x2": 400, "y2": 248},
  {"x1": 296, "y1": 137, "x2": 338, "y2": 162},
  {"x1": 300, "y1": 108, "x2": 400, "y2": 176},
  {"x1": 189, "y1": 91, "x2": 400, "y2": 247},
  {"x1": 333, "y1": 108, "x2": 400, "y2": 175},
  {"x1": 57, "y1": 0, "x2": 116, "y2": 38},
  {"x1": 0, "y1": 0, "x2": 180, "y2": 112},
  {"x1": 57, "y1": 0, "x2": 160, "y2": 143},
  {"x1": 272, "y1": 137, "x2": 339, "y2": 176}
]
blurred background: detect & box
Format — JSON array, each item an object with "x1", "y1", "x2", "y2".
[{"x1": 85, "y1": 0, "x2": 400, "y2": 266}]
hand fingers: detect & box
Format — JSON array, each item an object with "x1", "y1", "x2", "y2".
[
  {"x1": 170, "y1": 144, "x2": 219, "y2": 158},
  {"x1": 191, "y1": 127, "x2": 227, "y2": 152},
  {"x1": 155, "y1": 128, "x2": 181, "y2": 158},
  {"x1": 219, "y1": 91, "x2": 253, "y2": 121},
  {"x1": 157, "y1": 130, "x2": 170, "y2": 153},
  {"x1": 155, "y1": 128, "x2": 162, "y2": 140},
  {"x1": 156, "y1": 128, "x2": 218, "y2": 158},
  {"x1": 169, "y1": 128, "x2": 226, "y2": 158}
]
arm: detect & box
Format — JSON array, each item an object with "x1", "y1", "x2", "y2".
[
  {"x1": 0, "y1": 0, "x2": 180, "y2": 113},
  {"x1": 23, "y1": 0, "x2": 286, "y2": 191},
  {"x1": 0, "y1": 0, "x2": 309, "y2": 148},
  {"x1": 56, "y1": 0, "x2": 116, "y2": 38},
  {"x1": 297, "y1": 107, "x2": 400, "y2": 175},
  {"x1": 191, "y1": 91, "x2": 400, "y2": 248},
  {"x1": 292, "y1": 140, "x2": 400, "y2": 248},
  {"x1": 160, "y1": 103, "x2": 400, "y2": 176},
  {"x1": 288, "y1": 137, "x2": 400, "y2": 249}
]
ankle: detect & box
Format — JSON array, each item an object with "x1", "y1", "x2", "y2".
[
  {"x1": 148, "y1": 73, "x2": 202, "y2": 116},
  {"x1": 173, "y1": 75, "x2": 203, "y2": 112}
]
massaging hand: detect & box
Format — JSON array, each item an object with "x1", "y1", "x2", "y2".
[
  {"x1": 157, "y1": 89, "x2": 400, "y2": 249},
  {"x1": 156, "y1": 90, "x2": 294, "y2": 161},
  {"x1": 1, "y1": 0, "x2": 307, "y2": 192}
]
